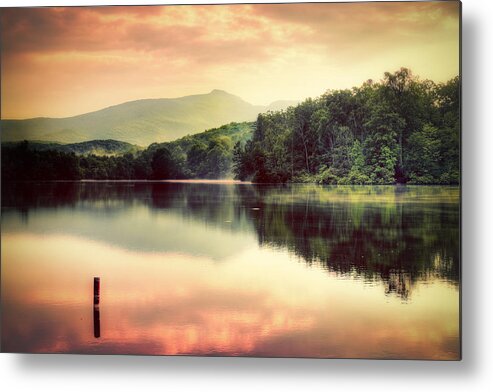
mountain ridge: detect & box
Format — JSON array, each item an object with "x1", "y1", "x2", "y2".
[
  {"x1": 1, "y1": 90, "x2": 297, "y2": 146},
  {"x1": 2, "y1": 139, "x2": 142, "y2": 157}
]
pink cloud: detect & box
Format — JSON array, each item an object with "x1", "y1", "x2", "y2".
[{"x1": 0, "y1": 3, "x2": 459, "y2": 118}]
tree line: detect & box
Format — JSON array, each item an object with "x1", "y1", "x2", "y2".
[
  {"x1": 1, "y1": 123, "x2": 252, "y2": 181},
  {"x1": 233, "y1": 68, "x2": 459, "y2": 184}
]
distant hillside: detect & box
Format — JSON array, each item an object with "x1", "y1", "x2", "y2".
[
  {"x1": 1, "y1": 90, "x2": 296, "y2": 146},
  {"x1": 147, "y1": 121, "x2": 253, "y2": 154},
  {"x1": 145, "y1": 122, "x2": 255, "y2": 179},
  {"x1": 265, "y1": 100, "x2": 299, "y2": 112},
  {"x1": 3, "y1": 139, "x2": 141, "y2": 157},
  {"x1": 1, "y1": 122, "x2": 255, "y2": 181}
]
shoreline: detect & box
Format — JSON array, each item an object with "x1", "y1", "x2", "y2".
[{"x1": 1, "y1": 179, "x2": 460, "y2": 187}]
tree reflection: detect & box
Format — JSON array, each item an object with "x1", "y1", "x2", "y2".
[
  {"x1": 2, "y1": 181, "x2": 459, "y2": 298},
  {"x1": 232, "y1": 184, "x2": 459, "y2": 298}
]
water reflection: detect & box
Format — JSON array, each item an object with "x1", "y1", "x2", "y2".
[
  {"x1": 2, "y1": 182, "x2": 460, "y2": 293},
  {"x1": 1, "y1": 181, "x2": 460, "y2": 358},
  {"x1": 93, "y1": 277, "x2": 101, "y2": 338}
]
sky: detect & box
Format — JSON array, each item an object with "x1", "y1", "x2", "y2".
[{"x1": 0, "y1": 1, "x2": 460, "y2": 119}]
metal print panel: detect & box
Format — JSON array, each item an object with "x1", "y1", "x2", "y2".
[{"x1": 0, "y1": 1, "x2": 461, "y2": 359}]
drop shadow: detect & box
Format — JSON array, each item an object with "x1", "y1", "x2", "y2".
[
  {"x1": 459, "y1": 6, "x2": 480, "y2": 375},
  {"x1": 5, "y1": 4, "x2": 478, "y2": 380}
]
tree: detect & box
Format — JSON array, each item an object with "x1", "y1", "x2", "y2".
[
  {"x1": 151, "y1": 147, "x2": 186, "y2": 179},
  {"x1": 204, "y1": 137, "x2": 232, "y2": 178},
  {"x1": 382, "y1": 67, "x2": 430, "y2": 179},
  {"x1": 187, "y1": 142, "x2": 208, "y2": 177},
  {"x1": 364, "y1": 107, "x2": 402, "y2": 184},
  {"x1": 407, "y1": 124, "x2": 441, "y2": 183},
  {"x1": 292, "y1": 99, "x2": 317, "y2": 174}
]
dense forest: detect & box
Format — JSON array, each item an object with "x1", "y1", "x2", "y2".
[
  {"x1": 1, "y1": 122, "x2": 252, "y2": 181},
  {"x1": 234, "y1": 68, "x2": 460, "y2": 184},
  {"x1": 1, "y1": 68, "x2": 459, "y2": 184}
]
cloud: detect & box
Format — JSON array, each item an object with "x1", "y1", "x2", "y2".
[
  {"x1": 0, "y1": 3, "x2": 459, "y2": 118},
  {"x1": 252, "y1": 2, "x2": 459, "y2": 54},
  {"x1": 1, "y1": 5, "x2": 294, "y2": 65},
  {"x1": 1, "y1": 7, "x2": 163, "y2": 53},
  {"x1": 0, "y1": 3, "x2": 459, "y2": 59}
]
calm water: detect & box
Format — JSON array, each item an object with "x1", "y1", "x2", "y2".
[{"x1": 1, "y1": 182, "x2": 460, "y2": 359}]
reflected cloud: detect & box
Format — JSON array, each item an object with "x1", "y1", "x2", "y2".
[{"x1": 1, "y1": 233, "x2": 459, "y2": 358}]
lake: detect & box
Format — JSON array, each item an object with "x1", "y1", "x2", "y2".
[{"x1": 1, "y1": 181, "x2": 460, "y2": 359}]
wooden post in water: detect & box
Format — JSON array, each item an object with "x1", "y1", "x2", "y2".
[
  {"x1": 93, "y1": 277, "x2": 101, "y2": 338},
  {"x1": 94, "y1": 277, "x2": 100, "y2": 305}
]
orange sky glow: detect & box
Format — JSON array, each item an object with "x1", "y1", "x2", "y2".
[{"x1": 0, "y1": 1, "x2": 460, "y2": 119}]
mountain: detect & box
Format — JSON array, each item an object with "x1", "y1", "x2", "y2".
[
  {"x1": 3, "y1": 139, "x2": 142, "y2": 157},
  {"x1": 1, "y1": 90, "x2": 297, "y2": 146},
  {"x1": 265, "y1": 100, "x2": 299, "y2": 112}
]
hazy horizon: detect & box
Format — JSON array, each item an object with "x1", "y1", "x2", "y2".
[
  {"x1": 1, "y1": 2, "x2": 459, "y2": 119},
  {"x1": 2, "y1": 88, "x2": 295, "y2": 121}
]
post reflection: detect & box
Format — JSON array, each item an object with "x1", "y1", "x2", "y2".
[
  {"x1": 93, "y1": 277, "x2": 100, "y2": 339},
  {"x1": 93, "y1": 304, "x2": 101, "y2": 339}
]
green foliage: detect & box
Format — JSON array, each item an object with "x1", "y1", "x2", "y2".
[
  {"x1": 346, "y1": 141, "x2": 371, "y2": 184},
  {"x1": 233, "y1": 68, "x2": 459, "y2": 185},
  {"x1": 2, "y1": 139, "x2": 142, "y2": 157},
  {"x1": 65, "y1": 140, "x2": 142, "y2": 156},
  {"x1": 232, "y1": 141, "x2": 252, "y2": 181},
  {"x1": 407, "y1": 124, "x2": 441, "y2": 184},
  {"x1": 363, "y1": 108, "x2": 401, "y2": 184},
  {"x1": 1, "y1": 141, "x2": 81, "y2": 181},
  {"x1": 314, "y1": 166, "x2": 339, "y2": 185},
  {"x1": 149, "y1": 122, "x2": 252, "y2": 179},
  {"x1": 2, "y1": 122, "x2": 254, "y2": 181},
  {"x1": 151, "y1": 147, "x2": 187, "y2": 179}
]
